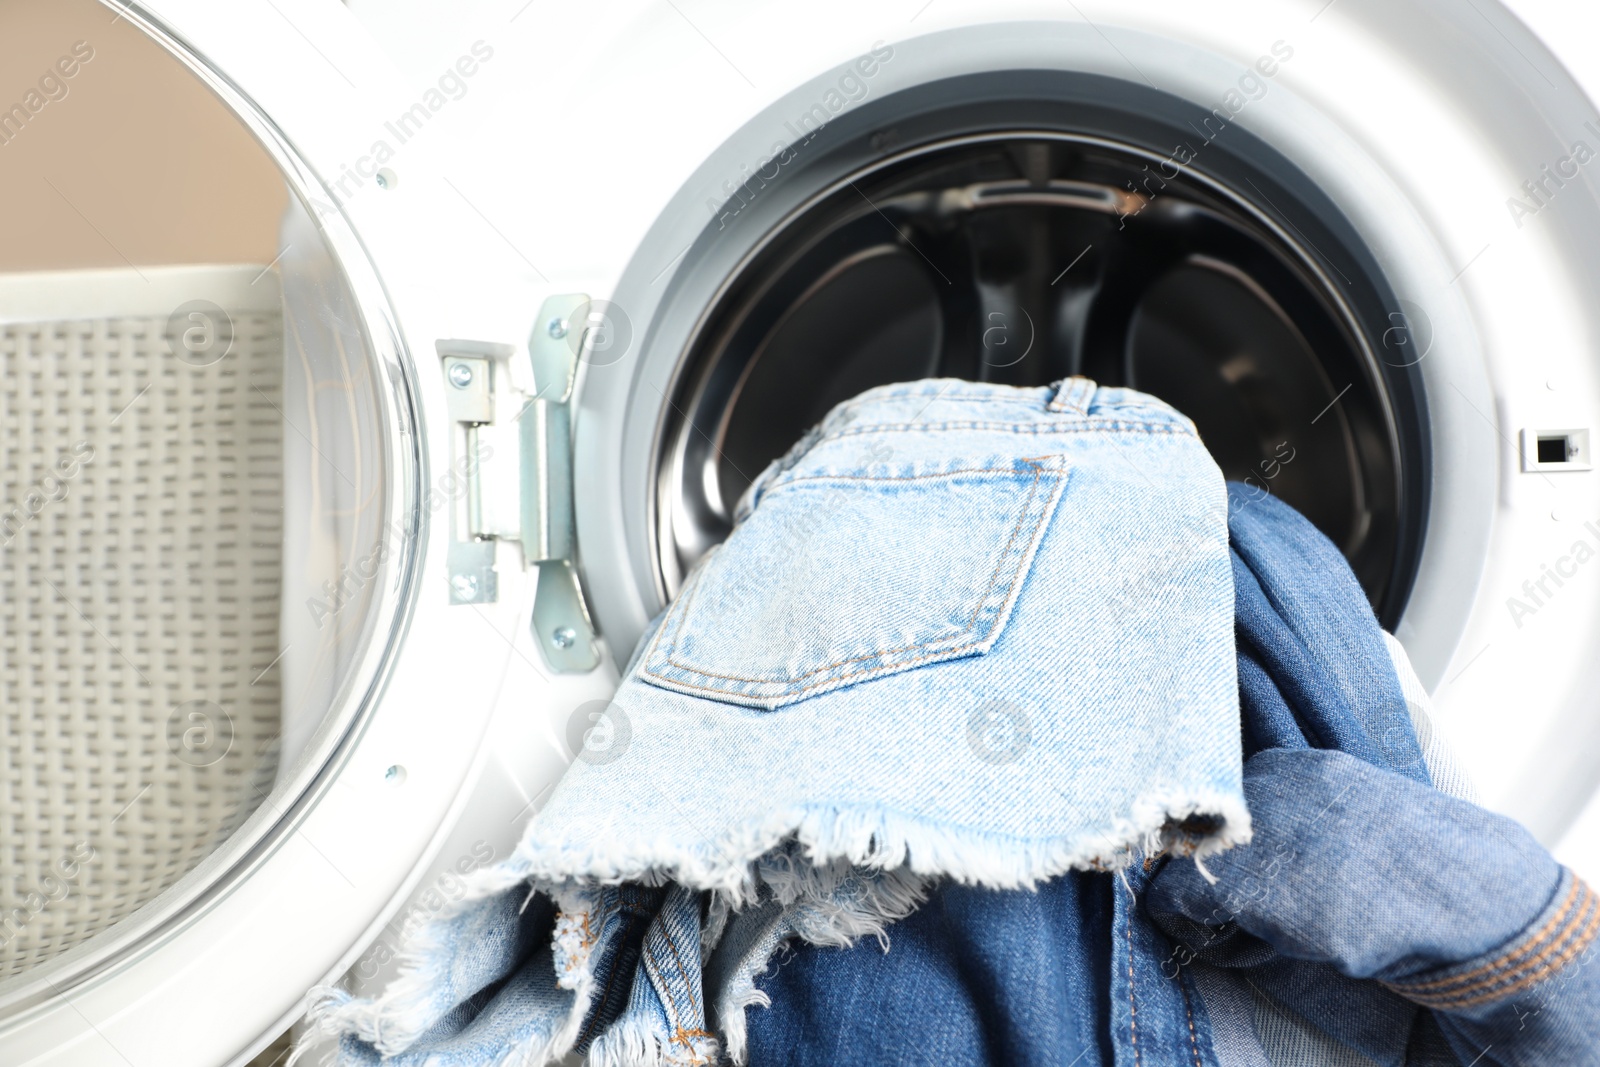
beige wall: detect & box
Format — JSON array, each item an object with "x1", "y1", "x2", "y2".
[{"x1": 0, "y1": 0, "x2": 287, "y2": 272}]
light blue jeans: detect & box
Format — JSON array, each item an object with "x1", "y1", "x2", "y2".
[{"x1": 304, "y1": 377, "x2": 1247, "y2": 1065}]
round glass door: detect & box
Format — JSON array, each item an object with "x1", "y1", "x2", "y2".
[{"x1": 0, "y1": 0, "x2": 412, "y2": 995}]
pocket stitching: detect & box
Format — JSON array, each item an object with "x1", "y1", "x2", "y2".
[
  {"x1": 658, "y1": 460, "x2": 1046, "y2": 681},
  {"x1": 766, "y1": 464, "x2": 1041, "y2": 489},
  {"x1": 642, "y1": 455, "x2": 1068, "y2": 696}
]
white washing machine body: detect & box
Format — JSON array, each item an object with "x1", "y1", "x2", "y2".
[{"x1": 3, "y1": 1, "x2": 1599, "y2": 1063}]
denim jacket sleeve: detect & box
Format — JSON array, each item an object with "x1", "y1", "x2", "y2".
[{"x1": 1144, "y1": 747, "x2": 1600, "y2": 1067}]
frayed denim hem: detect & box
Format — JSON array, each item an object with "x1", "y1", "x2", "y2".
[
  {"x1": 585, "y1": 1015, "x2": 720, "y2": 1067},
  {"x1": 298, "y1": 787, "x2": 1246, "y2": 1066},
  {"x1": 296, "y1": 885, "x2": 602, "y2": 1065},
  {"x1": 507, "y1": 788, "x2": 1250, "y2": 908}
]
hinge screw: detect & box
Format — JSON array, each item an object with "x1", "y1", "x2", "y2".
[
  {"x1": 447, "y1": 362, "x2": 474, "y2": 389},
  {"x1": 551, "y1": 626, "x2": 577, "y2": 649},
  {"x1": 546, "y1": 317, "x2": 568, "y2": 339},
  {"x1": 451, "y1": 573, "x2": 480, "y2": 601}
]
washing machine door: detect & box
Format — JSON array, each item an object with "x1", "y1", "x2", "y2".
[{"x1": 0, "y1": 2, "x2": 580, "y2": 1063}]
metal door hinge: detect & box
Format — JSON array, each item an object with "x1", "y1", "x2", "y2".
[{"x1": 438, "y1": 294, "x2": 601, "y2": 672}]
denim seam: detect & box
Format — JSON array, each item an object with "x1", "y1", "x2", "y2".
[
  {"x1": 767, "y1": 466, "x2": 1041, "y2": 487},
  {"x1": 643, "y1": 459, "x2": 1067, "y2": 695},
  {"x1": 1178, "y1": 968, "x2": 1204, "y2": 1067},
  {"x1": 822, "y1": 384, "x2": 1048, "y2": 417},
  {"x1": 825, "y1": 384, "x2": 1167, "y2": 416},
  {"x1": 641, "y1": 938, "x2": 718, "y2": 1059},
  {"x1": 834, "y1": 381, "x2": 1054, "y2": 402},
  {"x1": 655, "y1": 464, "x2": 1046, "y2": 681},
  {"x1": 577, "y1": 908, "x2": 640, "y2": 1048},
  {"x1": 642, "y1": 940, "x2": 688, "y2": 1040},
  {"x1": 1394, "y1": 875, "x2": 1581, "y2": 992},
  {"x1": 1424, "y1": 887, "x2": 1596, "y2": 1007},
  {"x1": 1048, "y1": 375, "x2": 1096, "y2": 413},
  {"x1": 553, "y1": 887, "x2": 614, "y2": 993},
  {"x1": 821, "y1": 420, "x2": 1197, "y2": 440},
  {"x1": 660, "y1": 916, "x2": 706, "y2": 1030},
  {"x1": 1384, "y1": 872, "x2": 1599, "y2": 1010},
  {"x1": 1127, "y1": 904, "x2": 1143, "y2": 1067},
  {"x1": 1391, "y1": 874, "x2": 1583, "y2": 994}
]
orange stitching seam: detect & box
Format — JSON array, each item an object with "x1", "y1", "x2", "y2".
[
  {"x1": 1393, "y1": 876, "x2": 1584, "y2": 993},
  {"x1": 1127, "y1": 906, "x2": 1142, "y2": 1067},
  {"x1": 1178, "y1": 966, "x2": 1203, "y2": 1067},
  {"x1": 671, "y1": 1028, "x2": 716, "y2": 1066},
  {"x1": 580, "y1": 910, "x2": 595, "y2": 950},
  {"x1": 1393, "y1": 884, "x2": 1599, "y2": 1009},
  {"x1": 643, "y1": 940, "x2": 688, "y2": 1036},
  {"x1": 657, "y1": 912, "x2": 704, "y2": 1022},
  {"x1": 576, "y1": 910, "x2": 633, "y2": 1047}
]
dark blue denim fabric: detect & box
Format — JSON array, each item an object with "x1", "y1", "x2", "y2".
[
  {"x1": 745, "y1": 868, "x2": 1225, "y2": 1067},
  {"x1": 1227, "y1": 483, "x2": 1427, "y2": 781},
  {"x1": 1146, "y1": 485, "x2": 1600, "y2": 1067},
  {"x1": 748, "y1": 875, "x2": 1115, "y2": 1066}
]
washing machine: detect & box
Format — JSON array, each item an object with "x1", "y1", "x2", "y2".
[{"x1": 1, "y1": 0, "x2": 1598, "y2": 1062}]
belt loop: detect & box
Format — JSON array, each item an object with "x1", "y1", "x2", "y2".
[{"x1": 1048, "y1": 376, "x2": 1096, "y2": 414}]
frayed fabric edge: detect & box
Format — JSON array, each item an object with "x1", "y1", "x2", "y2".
[
  {"x1": 297, "y1": 789, "x2": 1249, "y2": 1065},
  {"x1": 293, "y1": 882, "x2": 606, "y2": 1065},
  {"x1": 585, "y1": 1015, "x2": 721, "y2": 1067},
  {"x1": 292, "y1": 882, "x2": 499, "y2": 1061},
  {"x1": 712, "y1": 945, "x2": 777, "y2": 1067},
  {"x1": 512, "y1": 786, "x2": 1252, "y2": 907},
  {"x1": 759, "y1": 854, "x2": 931, "y2": 950},
  {"x1": 710, "y1": 863, "x2": 934, "y2": 1066}
]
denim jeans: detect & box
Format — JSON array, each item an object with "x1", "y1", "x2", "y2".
[
  {"x1": 306, "y1": 384, "x2": 1599, "y2": 1066},
  {"x1": 305, "y1": 377, "x2": 1247, "y2": 1065},
  {"x1": 522, "y1": 376, "x2": 1246, "y2": 895},
  {"x1": 734, "y1": 634, "x2": 1481, "y2": 1067},
  {"x1": 740, "y1": 863, "x2": 1245, "y2": 1067},
  {"x1": 736, "y1": 483, "x2": 1598, "y2": 1067},
  {"x1": 1145, "y1": 484, "x2": 1600, "y2": 1067}
]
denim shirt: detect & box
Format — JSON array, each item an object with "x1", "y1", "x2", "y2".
[
  {"x1": 304, "y1": 378, "x2": 1249, "y2": 1065},
  {"x1": 1144, "y1": 485, "x2": 1600, "y2": 1067}
]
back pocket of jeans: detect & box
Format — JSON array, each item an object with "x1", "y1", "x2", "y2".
[{"x1": 639, "y1": 454, "x2": 1070, "y2": 709}]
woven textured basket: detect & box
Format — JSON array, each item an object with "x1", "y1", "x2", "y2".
[{"x1": 0, "y1": 277, "x2": 283, "y2": 980}]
